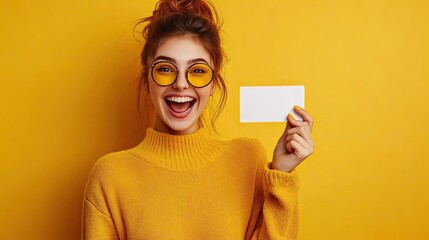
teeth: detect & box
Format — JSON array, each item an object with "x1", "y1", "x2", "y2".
[{"x1": 166, "y1": 96, "x2": 194, "y2": 103}]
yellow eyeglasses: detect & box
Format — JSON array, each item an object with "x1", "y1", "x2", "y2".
[{"x1": 151, "y1": 61, "x2": 214, "y2": 88}]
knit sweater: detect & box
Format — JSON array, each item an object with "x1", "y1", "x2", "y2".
[{"x1": 82, "y1": 128, "x2": 299, "y2": 240}]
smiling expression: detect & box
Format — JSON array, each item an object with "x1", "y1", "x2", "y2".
[{"x1": 148, "y1": 35, "x2": 215, "y2": 135}]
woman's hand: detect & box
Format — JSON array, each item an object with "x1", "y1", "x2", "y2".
[{"x1": 272, "y1": 106, "x2": 314, "y2": 172}]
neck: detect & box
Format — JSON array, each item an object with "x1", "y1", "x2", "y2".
[{"x1": 153, "y1": 117, "x2": 200, "y2": 135}]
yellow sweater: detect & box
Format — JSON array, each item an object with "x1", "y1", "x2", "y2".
[{"x1": 82, "y1": 128, "x2": 299, "y2": 240}]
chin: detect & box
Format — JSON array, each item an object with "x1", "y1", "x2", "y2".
[
  {"x1": 155, "y1": 112, "x2": 200, "y2": 135},
  {"x1": 168, "y1": 120, "x2": 198, "y2": 134}
]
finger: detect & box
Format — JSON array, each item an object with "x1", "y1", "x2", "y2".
[
  {"x1": 287, "y1": 114, "x2": 311, "y2": 138},
  {"x1": 286, "y1": 112, "x2": 300, "y2": 127},
  {"x1": 293, "y1": 106, "x2": 314, "y2": 131},
  {"x1": 286, "y1": 125, "x2": 314, "y2": 148},
  {"x1": 277, "y1": 114, "x2": 294, "y2": 144},
  {"x1": 285, "y1": 133, "x2": 312, "y2": 151},
  {"x1": 287, "y1": 139, "x2": 314, "y2": 159},
  {"x1": 286, "y1": 140, "x2": 293, "y2": 153},
  {"x1": 287, "y1": 112, "x2": 310, "y2": 131}
]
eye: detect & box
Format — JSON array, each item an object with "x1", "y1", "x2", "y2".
[
  {"x1": 157, "y1": 66, "x2": 173, "y2": 73},
  {"x1": 189, "y1": 64, "x2": 211, "y2": 75},
  {"x1": 154, "y1": 63, "x2": 176, "y2": 75},
  {"x1": 191, "y1": 68, "x2": 206, "y2": 74}
]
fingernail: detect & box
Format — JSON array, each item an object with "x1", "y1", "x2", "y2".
[
  {"x1": 288, "y1": 113, "x2": 294, "y2": 120},
  {"x1": 294, "y1": 106, "x2": 302, "y2": 111}
]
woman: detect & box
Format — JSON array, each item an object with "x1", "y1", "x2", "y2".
[{"x1": 82, "y1": 0, "x2": 314, "y2": 239}]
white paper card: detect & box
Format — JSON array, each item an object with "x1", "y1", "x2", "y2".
[{"x1": 240, "y1": 86, "x2": 305, "y2": 122}]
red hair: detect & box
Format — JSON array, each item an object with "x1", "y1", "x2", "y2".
[{"x1": 135, "y1": 0, "x2": 227, "y2": 130}]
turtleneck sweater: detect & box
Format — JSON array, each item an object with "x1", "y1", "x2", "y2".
[{"x1": 82, "y1": 128, "x2": 299, "y2": 240}]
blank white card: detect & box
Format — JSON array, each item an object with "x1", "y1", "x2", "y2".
[{"x1": 240, "y1": 86, "x2": 305, "y2": 123}]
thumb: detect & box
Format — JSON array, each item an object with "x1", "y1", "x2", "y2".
[{"x1": 277, "y1": 113, "x2": 295, "y2": 144}]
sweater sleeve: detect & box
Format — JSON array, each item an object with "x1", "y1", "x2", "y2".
[
  {"x1": 82, "y1": 198, "x2": 119, "y2": 240},
  {"x1": 246, "y1": 142, "x2": 300, "y2": 240},
  {"x1": 81, "y1": 157, "x2": 120, "y2": 240},
  {"x1": 254, "y1": 165, "x2": 299, "y2": 240}
]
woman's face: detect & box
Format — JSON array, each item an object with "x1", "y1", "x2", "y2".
[{"x1": 148, "y1": 35, "x2": 214, "y2": 135}]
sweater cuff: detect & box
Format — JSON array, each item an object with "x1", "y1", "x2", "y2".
[{"x1": 263, "y1": 162, "x2": 299, "y2": 190}]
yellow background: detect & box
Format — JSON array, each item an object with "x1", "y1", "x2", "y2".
[{"x1": 1, "y1": 0, "x2": 428, "y2": 239}]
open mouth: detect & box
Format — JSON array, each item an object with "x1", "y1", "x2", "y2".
[{"x1": 165, "y1": 96, "x2": 196, "y2": 117}]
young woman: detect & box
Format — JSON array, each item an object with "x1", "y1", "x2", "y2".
[{"x1": 82, "y1": 0, "x2": 314, "y2": 239}]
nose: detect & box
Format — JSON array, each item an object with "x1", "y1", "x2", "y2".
[{"x1": 172, "y1": 70, "x2": 189, "y2": 90}]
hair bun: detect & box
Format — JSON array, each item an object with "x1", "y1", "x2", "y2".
[{"x1": 154, "y1": 0, "x2": 218, "y2": 23}]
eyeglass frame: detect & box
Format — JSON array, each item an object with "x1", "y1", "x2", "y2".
[{"x1": 150, "y1": 61, "x2": 214, "y2": 88}]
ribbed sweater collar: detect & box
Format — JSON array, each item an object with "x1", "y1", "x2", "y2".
[{"x1": 128, "y1": 128, "x2": 225, "y2": 171}]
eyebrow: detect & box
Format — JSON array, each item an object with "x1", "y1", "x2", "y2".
[{"x1": 154, "y1": 55, "x2": 210, "y2": 65}]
